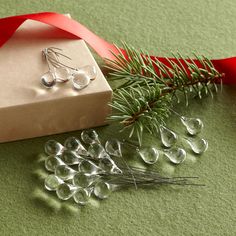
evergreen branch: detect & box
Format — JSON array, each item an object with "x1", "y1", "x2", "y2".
[
  {"x1": 108, "y1": 81, "x2": 171, "y2": 145},
  {"x1": 106, "y1": 43, "x2": 223, "y2": 93},
  {"x1": 106, "y1": 42, "x2": 224, "y2": 145}
]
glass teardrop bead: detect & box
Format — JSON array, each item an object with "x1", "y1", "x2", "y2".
[
  {"x1": 54, "y1": 67, "x2": 73, "y2": 82},
  {"x1": 88, "y1": 143, "x2": 107, "y2": 159},
  {"x1": 44, "y1": 140, "x2": 64, "y2": 155},
  {"x1": 72, "y1": 71, "x2": 90, "y2": 90},
  {"x1": 44, "y1": 174, "x2": 63, "y2": 191},
  {"x1": 138, "y1": 147, "x2": 159, "y2": 164},
  {"x1": 60, "y1": 150, "x2": 81, "y2": 165},
  {"x1": 181, "y1": 116, "x2": 203, "y2": 135},
  {"x1": 93, "y1": 181, "x2": 112, "y2": 199},
  {"x1": 73, "y1": 188, "x2": 91, "y2": 205},
  {"x1": 78, "y1": 159, "x2": 102, "y2": 175},
  {"x1": 185, "y1": 137, "x2": 208, "y2": 154},
  {"x1": 44, "y1": 155, "x2": 64, "y2": 172},
  {"x1": 79, "y1": 65, "x2": 97, "y2": 80},
  {"x1": 81, "y1": 129, "x2": 100, "y2": 144},
  {"x1": 55, "y1": 164, "x2": 76, "y2": 180},
  {"x1": 105, "y1": 139, "x2": 122, "y2": 157},
  {"x1": 72, "y1": 172, "x2": 97, "y2": 188},
  {"x1": 159, "y1": 125, "x2": 178, "y2": 148},
  {"x1": 56, "y1": 183, "x2": 77, "y2": 200},
  {"x1": 64, "y1": 136, "x2": 88, "y2": 156},
  {"x1": 41, "y1": 71, "x2": 56, "y2": 88},
  {"x1": 164, "y1": 147, "x2": 186, "y2": 164}
]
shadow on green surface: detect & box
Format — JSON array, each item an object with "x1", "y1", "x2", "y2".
[
  {"x1": 30, "y1": 153, "x2": 105, "y2": 215},
  {"x1": 29, "y1": 150, "x2": 204, "y2": 217},
  {"x1": 31, "y1": 154, "x2": 77, "y2": 215}
]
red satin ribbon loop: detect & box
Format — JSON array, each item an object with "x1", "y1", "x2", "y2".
[{"x1": 0, "y1": 12, "x2": 235, "y2": 84}]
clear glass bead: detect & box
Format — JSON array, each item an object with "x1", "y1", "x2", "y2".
[
  {"x1": 79, "y1": 65, "x2": 97, "y2": 80},
  {"x1": 54, "y1": 67, "x2": 73, "y2": 82},
  {"x1": 105, "y1": 139, "x2": 122, "y2": 157},
  {"x1": 159, "y1": 125, "x2": 178, "y2": 148},
  {"x1": 64, "y1": 136, "x2": 80, "y2": 151},
  {"x1": 64, "y1": 137, "x2": 88, "y2": 156},
  {"x1": 44, "y1": 174, "x2": 63, "y2": 191},
  {"x1": 56, "y1": 183, "x2": 77, "y2": 200},
  {"x1": 44, "y1": 140, "x2": 64, "y2": 155},
  {"x1": 44, "y1": 155, "x2": 64, "y2": 172},
  {"x1": 181, "y1": 116, "x2": 203, "y2": 135},
  {"x1": 164, "y1": 147, "x2": 186, "y2": 164},
  {"x1": 138, "y1": 147, "x2": 159, "y2": 164},
  {"x1": 41, "y1": 71, "x2": 56, "y2": 88},
  {"x1": 94, "y1": 181, "x2": 112, "y2": 199},
  {"x1": 81, "y1": 129, "x2": 100, "y2": 144},
  {"x1": 55, "y1": 164, "x2": 76, "y2": 180},
  {"x1": 99, "y1": 157, "x2": 122, "y2": 174},
  {"x1": 78, "y1": 159, "x2": 102, "y2": 175},
  {"x1": 72, "y1": 71, "x2": 90, "y2": 90},
  {"x1": 73, "y1": 188, "x2": 91, "y2": 205},
  {"x1": 88, "y1": 143, "x2": 107, "y2": 159},
  {"x1": 60, "y1": 150, "x2": 80, "y2": 165},
  {"x1": 185, "y1": 137, "x2": 208, "y2": 154},
  {"x1": 72, "y1": 172, "x2": 97, "y2": 188}
]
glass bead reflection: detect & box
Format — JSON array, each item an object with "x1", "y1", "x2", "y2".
[
  {"x1": 73, "y1": 172, "x2": 96, "y2": 188},
  {"x1": 41, "y1": 71, "x2": 56, "y2": 88},
  {"x1": 54, "y1": 67, "x2": 73, "y2": 82},
  {"x1": 64, "y1": 137, "x2": 88, "y2": 156},
  {"x1": 44, "y1": 140, "x2": 64, "y2": 155},
  {"x1": 56, "y1": 183, "x2": 77, "y2": 200},
  {"x1": 72, "y1": 71, "x2": 90, "y2": 90},
  {"x1": 44, "y1": 174, "x2": 63, "y2": 191},
  {"x1": 88, "y1": 142, "x2": 107, "y2": 159},
  {"x1": 94, "y1": 181, "x2": 112, "y2": 199},
  {"x1": 79, "y1": 159, "x2": 102, "y2": 175},
  {"x1": 45, "y1": 155, "x2": 64, "y2": 172},
  {"x1": 181, "y1": 116, "x2": 203, "y2": 135},
  {"x1": 64, "y1": 137, "x2": 80, "y2": 151},
  {"x1": 185, "y1": 137, "x2": 208, "y2": 154},
  {"x1": 138, "y1": 147, "x2": 159, "y2": 164},
  {"x1": 55, "y1": 165, "x2": 76, "y2": 180},
  {"x1": 80, "y1": 65, "x2": 97, "y2": 80},
  {"x1": 159, "y1": 125, "x2": 178, "y2": 148},
  {"x1": 60, "y1": 150, "x2": 81, "y2": 165},
  {"x1": 164, "y1": 147, "x2": 186, "y2": 164},
  {"x1": 81, "y1": 129, "x2": 100, "y2": 144},
  {"x1": 73, "y1": 188, "x2": 91, "y2": 205},
  {"x1": 105, "y1": 139, "x2": 122, "y2": 157},
  {"x1": 99, "y1": 157, "x2": 122, "y2": 174}
]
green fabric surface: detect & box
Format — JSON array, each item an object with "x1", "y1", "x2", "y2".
[{"x1": 0, "y1": 1, "x2": 236, "y2": 235}]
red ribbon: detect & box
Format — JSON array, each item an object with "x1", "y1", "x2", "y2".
[{"x1": 0, "y1": 12, "x2": 235, "y2": 84}]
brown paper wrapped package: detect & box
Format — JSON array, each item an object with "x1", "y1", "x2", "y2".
[{"x1": 0, "y1": 17, "x2": 112, "y2": 142}]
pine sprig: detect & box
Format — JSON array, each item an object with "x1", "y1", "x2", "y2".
[
  {"x1": 108, "y1": 81, "x2": 171, "y2": 144},
  {"x1": 106, "y1": 43, "x2": 224, "y2": 145}
]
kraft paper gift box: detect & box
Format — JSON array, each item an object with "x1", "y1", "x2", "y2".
[{"x1": 0, "y1": 16, "x2": 112, "y2": 143}]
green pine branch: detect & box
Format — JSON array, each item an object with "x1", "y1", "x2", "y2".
[{"x1": 106, "y1": 43, "x2": 224, "y2": 145}]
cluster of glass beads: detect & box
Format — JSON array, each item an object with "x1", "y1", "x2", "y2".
[
  {"x1": 152, "y1": 110, "x2": 209, "y2": 165},
  {"x1": 44, "y1": 130, "x2": 118, "y2": 205},
  {"x1": 43, "y1": 111, "x2": 208, "y2": 206}
]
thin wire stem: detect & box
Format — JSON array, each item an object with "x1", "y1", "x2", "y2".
[
  {"x1": 119, "y1": 155, "x2": 138, "y2": 190},
  {"x1": 43, "y1": 47, "x2": 77, "y2": 71},
  {"x1": 168, "y1": 107, "x2": 182, "y2": 118}
]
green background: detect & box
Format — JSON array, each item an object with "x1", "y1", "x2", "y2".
[{"x1": 0, "y1": 0, "x2": 235, "y2": 235}]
